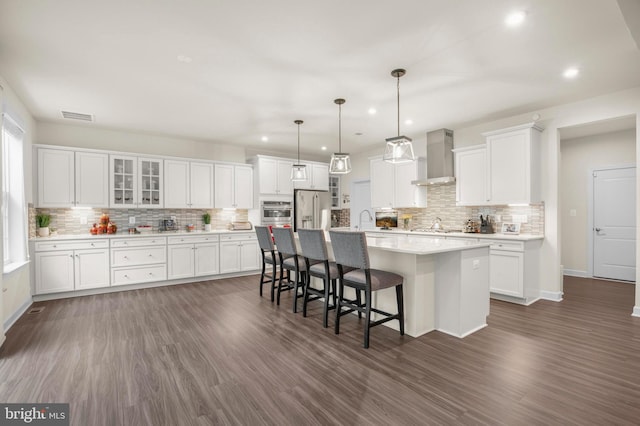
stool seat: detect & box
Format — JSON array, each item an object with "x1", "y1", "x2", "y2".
[
  {"x1": 255, "y1": 226, "x2": 281, "y2": 302},
  {"x1": 342, "y1": 269, "x2": 403, "y2": 291}
]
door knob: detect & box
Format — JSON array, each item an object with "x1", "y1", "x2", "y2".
[{"x1": 595, "y1": 228, "x2": 601, "y2": 232}]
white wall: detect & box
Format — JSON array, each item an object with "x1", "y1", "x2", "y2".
[
  {"x1": 1, "y1": 74, "x2": 36, "y2": 335},
  {"x1": 36, "y1": 122, "x2": 246, "y2": 163},
  {"x1": 560, "y1": 129, "x2": 636, "y2": 275}
]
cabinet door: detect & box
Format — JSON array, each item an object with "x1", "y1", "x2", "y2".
[
  {"x1": 489, "y1": 250, "x2": 524, "y2": 297},
  {"x1": 167, "y1": 244, "x2": 195, "y2": 279},
  {"x1": 75, "y1": 151, "x2": 109, "y2": 208},
  {"x1": 35, "y1": 251, "x2": 75, "y2": 294},
  {"x1": 293, "y1": 161, "x2": 312, "y2": 190},
  {"x1": 329, "y1": 176, "x2": 340, "y2": 209},
  {"x1": 393, "y1": 161, "x2": 426, "y2": 208},
  {"x1": 311, "y1": 163, "x2": 329, "y2": 191},
  {"x1": 190, "y1": 162, "x2": 214, "y2": 208},
  {"x1": 75, "y1": 249, "x2": 110, "y2": 290},
  {"x1": 240, "y1": 240, "x2": 260, "y2": 271},
  {"x1": 455, "y1": 148, "x2": 488, "y2": 206},
  {"x1": 258, "y1": 158, "x2": 278, "y2": 194},
  {"x1": 164, "y1": 159, "x2": 190, "y2": 208},
  {"x1": 234, "y1": 165, "x2": 254, "y2": 209},
  {"x1": 370, "y1": 158, "x2": 394, "y2": 208},
  {"x1": 219, "y1": 242, "x2": 241, "y2": 274},
  {"x1": 194, "y1": 242, "x2": 219, "y2": 276},
  {"x1": 111, "y1": 155, "x2": 137, "y2": 207},
  {"x1": 276, "y1": 160, "x2": 294, "y2": 195},
  {"x1": 487, "y1": 131, "x2": 530, "y2": 204},
  {"x1": 37, "y1": 149, "x2": 75, "y2": 208},
  {"x1": 139, "y1": 158, "x2": 163, "y2": 208},
  {"x1": 214, "y1": 164, "x2": 234, "y2": 208}
]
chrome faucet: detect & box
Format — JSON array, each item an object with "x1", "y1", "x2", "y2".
[{"x1": 358, "y1": 209, "x2": 374, "y2": 230}]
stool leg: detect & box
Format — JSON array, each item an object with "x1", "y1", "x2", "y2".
[
  {"x1": 396, "y1": 284, "x2": 405, "y2": 336},
  {"x1": 356, "y1": 290, "x2": 363, "y2": 319},
  {"x1": 302, "y1": 272, "x2": 310, "y2": 317},
  {"x1": 364, "y1": 289, "x2": 372, "y2": 349},
  {"x1": 277, "y1": 266, "x2": 286, "y2": 306},
  {"x1": 259, "y1": 256, "x2": 266, "y2": 297},
  {"x1": 270, "y1": 261, "x2": 277, "y2": 302},
  {"x1": 322, "y1": 276, "x2": 330, "y2": 328},
  {"x1": 292, "y1": 269, "x2": 301, "y2": 313},
  {"x1": 335, "y1": 280, "x2": 343, "y2": 335}
]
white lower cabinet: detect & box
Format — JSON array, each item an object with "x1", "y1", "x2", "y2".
[
  {"x1": 487, "y1": 239, "x2": 540, "y2": 302},
  {"x1": 34, "y1": 240, "x2": 110, "y2": 294},
  {"x1": 111, "y1": 237, "x2": 167, "y2": 286},
  {"x1": 167, "y1": 235, "x2": 220, "y2": 279},
  {"x1": 219, "y1": 233, "x2": 259, "y2": 274}
]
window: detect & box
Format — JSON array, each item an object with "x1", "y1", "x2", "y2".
[{"x1": 2, "y1": 113, "x2": 28, "y2": 272}]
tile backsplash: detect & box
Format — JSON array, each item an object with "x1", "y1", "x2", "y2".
[
  {"x1": 30, "y1": 206, "x2": 248, "y2": 237},
  {"x1": 333, "y1": 184, "x2": 544, "y2": 234}
]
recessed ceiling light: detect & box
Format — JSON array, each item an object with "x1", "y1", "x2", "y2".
[
  {"x1": 405, "y1": 119, "x2": 413, "y2": 125},
  {"x1": 505, "y1": 11, "x2": 526, "y2": 27},
  {"x1": 321, "y1": 146, "x2": 327, "y2": 151},
  {"x1": 177, "y1": 55, "x2": 192, "y2": 63},
  {"x1": 563, "y1": 67, "x2": 579, "y2": 79},
  {"x1": 261, "y1": 136, "x2": 269, "y2": 142},
  {"x1": 368, "y1": 108, "x2": 377, "y2": 115}
]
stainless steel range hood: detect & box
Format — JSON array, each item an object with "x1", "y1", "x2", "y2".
[{"x1": 411, "y1": 128, "x2": 456, "y2": 186}]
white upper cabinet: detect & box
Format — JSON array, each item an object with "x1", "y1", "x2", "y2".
[
  {"x1": 165, "y1": 159, "x2": 214, "y2": 209},
  {"x1": 453, "y1": 145, "x2": 488, "y2": 206},
  {"x1": 294, "y1": 162, "x2": 329, "y2": 191},
  {"x1": 370, "y1": 157, "x2": 427, "y2": 209},
  {"x1": 484, "y1": 122, "x2": 542, "y2": 205},
  {"x1": 37, "y1": 148, "x2": 108, "y2": 208},
  {"x1": 110, "y1": 155, "x2": 163, "y2": 208},
  {"x1": 254, "y1": 156, "x2": 294, "y2": 196},
  {"x1": 214, "y1": 164, "x2": 253, "y2": 209}
]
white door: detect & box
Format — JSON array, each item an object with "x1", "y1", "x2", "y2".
[
  {"x1": 276, "y1": 160, "x2": 294, "y2": 195},
  {"x1": 220, "y1": 242, "x2": 241, "y2": 273},
  {"x1": 138, "y1": 158, "x2": 163, "y2": 208},
  {"x1": 37, "y1": 148, "x2": 75, "y2": 207},
  {"x1": 195, "y1": 243, "x2": 219, "y2": 276},
  {"x1": 350, "y1": 180, "x2": 374, "y2": 230},
  {"x1": 455, "y1": 147, "x2": 488, "y2": 206},
  {"x1": 258, "y1": 158, "x2": 278, "y2": 194},
  {"x1": 75, "y1": 249, "x2": 110, "y2": 290},
  {"x1": 240, "y1": 240, "x2": 260, "y2": 271},
  {"x1": 593, "y1": 167, "x2": 636, "y2": 281},
  {"x1": 35, "y1": 251, "x2": 75, "y2": 294},
  {"x1": 370, "y1": 158, "x2": 394, "y2": 208},
  {"x1": 190, "y1": 162, "x2": 214, "y2": 208}
]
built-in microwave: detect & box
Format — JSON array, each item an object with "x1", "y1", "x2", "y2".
[{"x1": 261, "y1": 201, "x2": 292, "y2": 226}]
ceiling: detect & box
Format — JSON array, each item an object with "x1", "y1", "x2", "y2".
[{"x1": 1, "y1": 0, "x2": 639, "y2": 158}]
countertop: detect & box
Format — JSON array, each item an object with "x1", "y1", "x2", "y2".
[
  {"x1": 362, "y1": 234, "x2": 491, "y2": 255},
  {"x1": 29, "y1": 229, "x2": 255, "y2": 241},
  {"x1": 332, "y1": 228, "x2": 544, "y2": 242}
]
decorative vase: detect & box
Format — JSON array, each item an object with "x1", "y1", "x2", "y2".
[
  {"x1": 204, "y1": 224, "x2": 212, "y2": 232},
  {"x1": 38, "y1": 227, "x2": 50, "y2": 237}
]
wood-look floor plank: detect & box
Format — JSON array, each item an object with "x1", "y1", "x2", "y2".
[{"x1": 1, "y1": 275, "x2": 640, "y2": 425}]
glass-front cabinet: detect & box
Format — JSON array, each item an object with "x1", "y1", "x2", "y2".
[
  {"x1": 110, "y1": 155, "x2": 163, "y2": 208},
  {"x1": 329, "y1": 175, "x2": 340, "y2": 210},
  {"x1": 138, "y1": 157, "x2": 163, "y2": 207}
]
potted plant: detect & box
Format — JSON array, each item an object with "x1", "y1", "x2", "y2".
[
  {"x1": 36, "y1": 214, "x2": 51, "y2": 237},
  {"x1": 203, "y1": 212, "x2": 212, "y2": 232}
]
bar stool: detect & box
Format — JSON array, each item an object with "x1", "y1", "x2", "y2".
[
  {"x1": 255, "y1": 226, "x2": 280, "y2": 302},
  {"x1": 272, "y1": 227, "x2": 309, "y2": 313},
  {"x1": 297, "y1": 228, "x2": 342, "y2": 328},
  {"x1": 329, "y1": 230, "x2": 405, "y2": 348}
]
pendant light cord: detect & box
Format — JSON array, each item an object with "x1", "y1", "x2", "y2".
[
  {"x1": 397, "y1": 74, "x2": 400, "y2": 137},
  {"x1": 297, "y1": 123, "x2": 300, "y2": 163},
  {"x1": 338, "y1": 102, "x2": 342, "y2": 152}
]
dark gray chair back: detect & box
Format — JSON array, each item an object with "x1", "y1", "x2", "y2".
[
  {"x1": 255, "y1": 226, "x2": 275, "y2": 251},
  {"x1": 329, "y1": 231, "x2": 369, "y2": 270},
  {"x1": 297, "y1": 229, "x2": 328, "y2": 262},
  {"x1": 272, "y1": 227, "x2": 297, "y2": 257}
]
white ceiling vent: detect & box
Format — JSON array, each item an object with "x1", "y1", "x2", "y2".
[{"x1": 61, "y1": 111, "x2": 94, "y2": 122}]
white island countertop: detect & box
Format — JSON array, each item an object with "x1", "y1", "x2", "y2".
[
  {"x1": 332, "y1": 228, "x2": 544, "y2": 242},
  {"x1": 362, "y1": 233, "x2": 490, "y2": 255}
]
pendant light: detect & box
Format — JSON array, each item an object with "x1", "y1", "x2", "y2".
[
  {"x1": 383, "y1": 68, "x2": 415, "y2": 163},
  {"x1": 329, "y1": 98, "x2": 352, "y2": 174},
  {"x1": 291, "y1": 119, "x2": 308, "y2": 181}
]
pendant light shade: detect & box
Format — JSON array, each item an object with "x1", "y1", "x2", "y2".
[
  {"x1": 291, "y1": 119, "x2": 308, "y2": 181},
  {"x1": 383, "y1": 68, "x2": 416, "y2": 164},
  {"x1": 329, "y1": 98, "x2": 352, "y2": 174}
]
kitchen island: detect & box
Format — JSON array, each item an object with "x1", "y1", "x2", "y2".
[{"x1": 327, "y1": 233, "x2": 491, "y2": 338}]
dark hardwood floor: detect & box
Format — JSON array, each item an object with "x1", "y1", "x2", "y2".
[{"x1": 1, "y1": 275, "x2": 639, "y2": 425}]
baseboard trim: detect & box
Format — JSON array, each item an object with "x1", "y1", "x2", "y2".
[
  {"x1": 3, "y1": 295, "x2": 33, "y2": 332},
  {"x1": 632, "y1": 306, "x2": 640, "y2": 317},
  {"x1": 563, "y1": 269, "x2": 589, "y2": 278},
  {"x1": 540, "y1": 291, "x2": 564, "y2": 302}
]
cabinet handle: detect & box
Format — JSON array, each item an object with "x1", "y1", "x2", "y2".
[
  {"x1": 90, "y1": 243, "x2": 95, "y2": 247},
  {"x1": 148, "y1": 272, "x2": 153, "y2": 276},
  {"x1": 69, "y1": 255, "x2": 73, "y2": 258},
  {"x1": 53, "y1": 245, "x2": 57, "y2": 248},
  {"x1": 124, "y1": 256, "x2": 129, "y2": 260},
  {"x1": 148, "y1": 254, "x2": 153, "y2": 257},
  {"x1": 124, "y1": 274, "x2": 129, "y2": 278}
]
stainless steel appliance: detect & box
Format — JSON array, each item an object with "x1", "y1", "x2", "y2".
[
  {"x1": 294, "y1": 190, "x2": 331, "y2": 231},
  {"x1": 159, "y1": 217, "x2": 178, "y2": 232},
  {"x1": 261, "y1": 200, "x2": 292, "y2": 227}
]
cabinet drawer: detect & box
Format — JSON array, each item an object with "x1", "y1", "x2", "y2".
[
  {"x1": 167, "y1": 235, "x2": 219, "y2": 245},
  {"x1": 220, "y1": 233, "x2": 256, "y2": 242},
  {"x1": 111, "y1": 265, "x2": 167, "y2": 286},
  {"x1": 35, "y1": 239, "x2": 109, "y2": 252},
  {"x1": 111, "y1": 247, "x2": 166, "y2": 267},
  {"x1": 486, "y1": 239, "x2": 524, "y2": 251},
  {"x1": 111, "y1": 237, "x2": 166, "y2": 247}
]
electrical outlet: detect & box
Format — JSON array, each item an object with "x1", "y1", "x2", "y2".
[
  {"x1": 129, "y1": 216, "x2": 136, "y2": 224},
  {"x1": 80, "y1": 216, "x2": 87, "y2": 225},
  {"x1": 569, "y1": 209, "x2": 577, "y2": 217},
  {"x1": 511, "y1": 214, "x2": 527, "y2": 223},
  {"x1": 494, "y1": 214, "x2": 502, "y2": 222}
]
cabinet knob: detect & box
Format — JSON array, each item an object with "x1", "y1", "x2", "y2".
[
  {"x1": 148, "y1": 254, "x2": 153, "y2": 257},
  {"x1": 69, "y1": 255, "x2": 73, "y2": 258},
  {"x1": 124, "y1": 274, "x2": 129, "y2": 278},
  {"x1": 148, "y1": 272, "x2": 153, "y2": 276},
  {"x1": 124, "y1": 256, "x2": 129, "y2": 259},
  {"x1": 53, "y1": 245, "x2": 57, "y2": 248}
]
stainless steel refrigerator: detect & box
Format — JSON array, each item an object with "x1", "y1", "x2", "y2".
[{"x1": 294, "y1": 189, "x2": 331, "y2": 231}]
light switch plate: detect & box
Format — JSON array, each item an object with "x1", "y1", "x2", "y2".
[
  {"x1": 511, "y1": 214, "x2": 527, "y2": 223},
  {"x1": 80, "y1": 216, "x2": 87, "y2": 225},
  {"x1": 129, "y1": 216, "x2": 136, "y2": 224}
]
